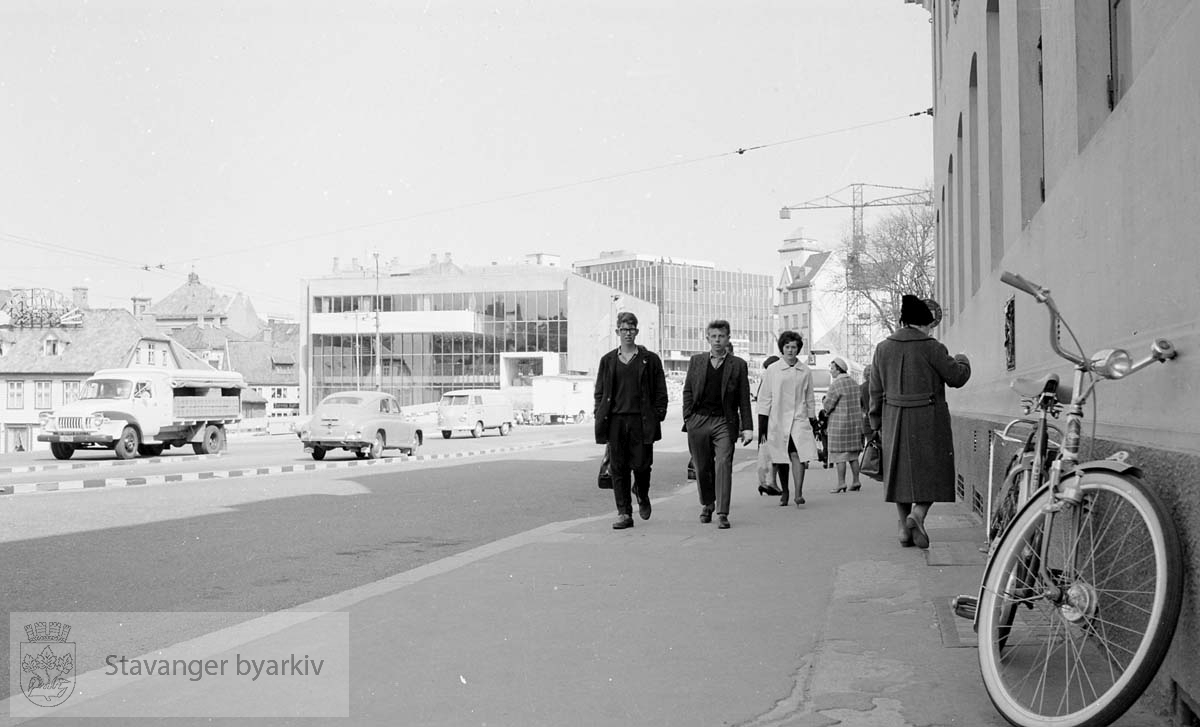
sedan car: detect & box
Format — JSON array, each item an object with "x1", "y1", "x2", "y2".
[{"x1": 297, "y1": 391, "x2": 424, "y2": 460}]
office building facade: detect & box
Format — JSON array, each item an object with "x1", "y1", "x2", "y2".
[
  {"x1": 573, "y1": 252, "x2": 773, "y2": 371},
  {"x1": 299, "y1": 257, "x2": 656, "y2": 412}
]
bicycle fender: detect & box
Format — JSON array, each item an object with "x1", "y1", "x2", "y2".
[{"x1": 1070, "y1": 458, "x2": 1143, "y2": 479}]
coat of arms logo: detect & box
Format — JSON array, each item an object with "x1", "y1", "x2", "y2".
[{"x1": 20, "y1": 621, "x2": 76, "y2": 707}]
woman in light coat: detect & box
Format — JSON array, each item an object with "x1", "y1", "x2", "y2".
[
  {"x1": 869, "y1": 296, "x2": 971, "y2": 549},
  {"x1": 757, "y1": 330, "x2": 818, "y2": 507}
]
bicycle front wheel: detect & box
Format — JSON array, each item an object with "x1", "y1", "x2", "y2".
[{"x1": 977, "y1": 471, "x2": 1183, "y2": 727}]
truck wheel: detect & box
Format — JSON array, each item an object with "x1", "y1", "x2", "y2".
[
  {"x1": 311, "y1": 446, "x2": 326, "y2": 461},
  {"x1": 441, "y1": 430, "x2": 452, "y2": 439},
  {"x1": 193, "y1": 425, "x2": 224, "y2": 455},
  {"x1": 368, "y1": 431, "x2": 385, "y2": 459},
  {"x1": 499, "y1": 422, "x2": 511, "y2": 436},
  {"x1": 50, "y1": 443, "x2": 75, "y2": 460},
  {"x1": 471, "y1": 421, "x2": 483, "y2": 438},
  {"x1": 138, "y1": 444, "x2": 165, "y2": 457},
  {"x1": 114, "y1": 426, "x2": 140, "y2": 459}
]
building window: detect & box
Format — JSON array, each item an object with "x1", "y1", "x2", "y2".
[
  {"x1": 63, "y1": 380, "x2": 81, "y2": 404},
  {"x1": 35, "y1": 381, "x2": 52, "y2": 409},
  {"x1": 1108, "y1": 0, "x2": 1131, "y2": 108},
  {"x1": 43, "y1": 337, "x2": 60, "y2": 356},
  {"x1": 7, "y1": 381, "x2": 24, "y2": 409}
]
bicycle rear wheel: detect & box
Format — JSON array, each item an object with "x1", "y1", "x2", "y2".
[{"x1": 977, "y1": 471, "x2": 1183, "y2": 727}]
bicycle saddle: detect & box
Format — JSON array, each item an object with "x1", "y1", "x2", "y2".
[{"x1": 1010, "y1": 373, "x2": 1073, "y2": 403}]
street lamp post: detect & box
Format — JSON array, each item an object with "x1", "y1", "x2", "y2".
[{"x1": 373, "y1": 252, "x2": 382, "y2": 391}]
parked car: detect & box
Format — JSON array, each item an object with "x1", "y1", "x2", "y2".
[
  {"x1": 297, "y1": 391, "x2": 423, "y2": 460},
  {"x1": 437, "y1": 389, "x2": 515, "y2": 438}
]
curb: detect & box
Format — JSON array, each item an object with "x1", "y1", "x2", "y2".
[
  {"x1": 0, "y1": 439, "x2": 577, "y2": 496},
  {"x1": 0, "y1": 453, "x2": 221, "y2": 476}
]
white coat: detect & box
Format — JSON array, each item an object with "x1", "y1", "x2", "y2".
[{"x1": 757, "y1": 358, "x2": 818, "y2": 464}]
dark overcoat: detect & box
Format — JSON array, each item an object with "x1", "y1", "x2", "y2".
[
  {"x1": 593, "y1": 345, "x2": 668, "y2": 444},
  {"x1": 868, "y1": 328, "x2": 971, "y2": 503}
]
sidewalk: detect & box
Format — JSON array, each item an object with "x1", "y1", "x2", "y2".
[{"x1": 6, "y1": 458, "x2": 1171, "y2": 726}]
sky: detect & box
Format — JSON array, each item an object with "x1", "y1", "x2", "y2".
[{"x1": 1, "y1": 0, "x2": 934, "y2": 321}]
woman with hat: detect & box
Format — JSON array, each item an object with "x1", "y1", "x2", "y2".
[
  {"x1": 821, "y1": 356, "x2": 864, "y2": 493},
  {"x1": 868, "y1": 295, "x2": 971, "y2": 548}
]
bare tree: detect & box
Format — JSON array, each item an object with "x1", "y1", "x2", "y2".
[{"x1": 840, "y1": 203, "x2": 936, "y2": 334}]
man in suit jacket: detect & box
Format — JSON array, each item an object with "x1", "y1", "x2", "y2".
[
  {"x1": 594, "y1": 311, "x2": 669, "y2": 530},
  {"x1": 682, "y1": 319, "x2": 754, "y2": 529}
]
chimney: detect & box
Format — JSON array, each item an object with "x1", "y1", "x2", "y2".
[
  {"x1": 131, "y1": 296, "x2": 151, "y2": 317},
  {"x1": 72, "y1": 287, "x2": 89, "y2": 309},
  {"x1": 262, "y1": 325, "x2": 272, "y2": 343},
  {"x1": 332, "y1": 256, "x2": 339, "y2": 272},
  {"x1": 443, "y1": 252, "x2": 452, "y2": 263}
]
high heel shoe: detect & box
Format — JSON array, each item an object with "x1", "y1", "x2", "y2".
[
  {"x1": 829, "y1": 486, "x2": 847, "y2": 494},
  {"x1": 848, "y1": 483, "x2": 862, "y2": 492},
  {"x1": 779, "y1": 488, "x2": 790, "y2": 506},
  {"x1": 794, "y1": 494, "x2": 806, "y2": 507},
  {"x1": 758, "y1": 485, "x2": 782, "y2": 497}
]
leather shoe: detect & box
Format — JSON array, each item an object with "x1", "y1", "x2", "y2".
[
  {"x1": 638, "y1": 497, "x2": 652, "y2": 521},
  {"x1": 906, "y1": 513, "x2": 930, "y2": 549},
  {"x1": 699, "y1": 506, "x2": 713, "y2": 524},
  {"x1": 612, "y1": 514, "x2": 634, "y2": 530},
  {"x1": 898, "y1": 519, "x2": 914, "y2": 547},
  {"x1": 717, "y1": 515, "x2": 730, "y2": 529}
]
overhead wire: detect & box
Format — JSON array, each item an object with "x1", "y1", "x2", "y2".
[
  {"x1": 3, "y1": 108, "x2": 932, "y2": 310},
  {"x1": 159, "y1": 109, "x2": 934, "y2": 268}
]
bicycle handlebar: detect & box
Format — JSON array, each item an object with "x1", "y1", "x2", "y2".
[
  {"x1": 1001, "y1": 271, "x2": 1086, "y2": 366},
  {"x1": 1000, "y1": 271, "x2": 1047, "y2": 302}
]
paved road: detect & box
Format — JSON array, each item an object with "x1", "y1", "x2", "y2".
[
  {"x1": 0, "y1": 426, "x2": 700, "y2": 705},
  {"x1": 0, "y1": 422, "x2": 589, "y2": 494}
]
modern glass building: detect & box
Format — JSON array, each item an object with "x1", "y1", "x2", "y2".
[
  {"x1": 299, "y1": 256, "x2": 657, "y2": 411},
  {"x1": 573, "y1": 252, "x2": 773, "y2": 371}
]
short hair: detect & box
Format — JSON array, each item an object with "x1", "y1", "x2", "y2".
[
  {"x1": 706, "y1": 319, "x2": 731, "y2": 336},
  {"x1": 762, "y1": 355, "x2": 780, "y2": 369},
  {"x1": 777, "y1": 330, "x2": 804, "y2": 353},
  {"x1": 616, "y1": 311, "x2": 638, "y2": 329}
]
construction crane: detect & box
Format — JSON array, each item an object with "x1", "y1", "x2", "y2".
[{"x1": 779, "y1": 183, "x2": 933, "y2": 365}]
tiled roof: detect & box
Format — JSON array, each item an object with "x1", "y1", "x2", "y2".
[
  {"x1": 0, "y1": 309, "x2": 165, "y2": 374},
  {"x1": 786, "y1": 251, "x2": 833, "y2": 289},
  {"x1": 149, "y1": 273, "x2": 231, "y2": 318},
  {"x1": 171, "y1": 323, "x2": 248, "y2": 349},
  {"x1": 226, "y1": 340, "x2": 299, "y2": 386}
]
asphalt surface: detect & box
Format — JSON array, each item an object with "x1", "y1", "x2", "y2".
[{"x1": 2, "y1": 424, "x2": 1175, "y2": 726}]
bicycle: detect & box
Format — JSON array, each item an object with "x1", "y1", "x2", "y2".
[{"x1": 953, "y1": 271, "x2": 1184, "y2": 727}]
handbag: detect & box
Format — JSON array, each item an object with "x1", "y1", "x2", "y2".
[
  {"x1": 755, "y1": 445, "x2": 773, "y2": 488},
  {"x1": 597, "y1": 446, "x2": 613, "y2": 489},
  {"x1": 859, "y1": 434, "x2": 883, "y2": 480}
]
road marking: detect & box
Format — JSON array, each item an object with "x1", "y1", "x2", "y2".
[{"x1": 0, "y1": 439, "x2": 582, "y2": 496}]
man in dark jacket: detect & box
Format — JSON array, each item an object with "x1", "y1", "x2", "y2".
[
  {"x1": 594, "y1": 312, "x2": 668, "y2": 530},
  {"x1": 682, "y1": 319, "x2": 754, "y2": 529}
]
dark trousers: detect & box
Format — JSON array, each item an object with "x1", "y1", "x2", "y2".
[
  {"x1": 686, "y1": 413, "x2": 735, "y2": 516},
  {"x1": 608, "y1": 414, "x2": 653, "y2": 515}
]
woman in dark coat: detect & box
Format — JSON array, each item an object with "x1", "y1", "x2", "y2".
[{"x1": 868, "y1": 295, "x2": 971, "y2": 548}]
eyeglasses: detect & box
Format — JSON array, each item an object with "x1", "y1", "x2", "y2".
[{"x1": 617, "y1": 328, "x2": 638, "y2": 334}]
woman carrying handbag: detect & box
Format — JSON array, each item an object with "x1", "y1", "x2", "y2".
[{"x1": 822, "y1": 357, "x2": 865, "y2": 493}]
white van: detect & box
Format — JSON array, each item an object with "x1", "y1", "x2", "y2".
[{"x1": 437, "y1": 389, "x2": 515, "y2": 439}]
